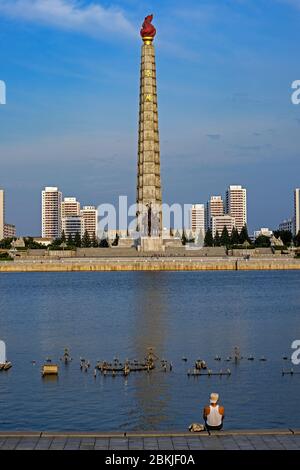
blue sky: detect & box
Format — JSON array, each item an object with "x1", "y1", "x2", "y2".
[{"x1": 0, "y1": 0, "x2": 300, "y2": 235}]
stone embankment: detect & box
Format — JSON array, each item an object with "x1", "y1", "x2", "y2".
[{"x1": 1, "y1": 258, "x2": 300, "y2": 272}]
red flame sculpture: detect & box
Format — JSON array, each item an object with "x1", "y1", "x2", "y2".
[{"x1": 140, "y1": 14, "x2": 156, "y2": 39}]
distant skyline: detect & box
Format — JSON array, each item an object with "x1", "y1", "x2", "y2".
[{"x1": 0, "y1": 0, "x2": 300, "y2": 235}]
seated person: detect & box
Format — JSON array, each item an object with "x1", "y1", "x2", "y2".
[{"x1": 203, "y1": 393, "x2": 224, "y2": 431}]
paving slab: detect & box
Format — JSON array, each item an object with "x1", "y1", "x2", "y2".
[
  {"x1": 143, "y1": 438, "x2": 159, "y2": 450},
  {"x1": 109, "y1": 438, "x2": 129, "y2": 450},
  {"x1": 186, "y1": 437, "x2": 206, "y2": 450},
  {"x1": 157, "y1": 438, "x2": 174, "y2": 450},
  {"x1": 219, "y1": 436, "x2": 240, "y2": 450},
  {"x1": 15, "y1": 437, "x2": 40, "y2": 450},
  {"x1": 232, "y1": 435, "x2": 255, "y2": 450},
  {"x1": 275, "y1": 435, "x2": 300, "y2": 450},
  {"x1": 1, "y1": 437, "x2": 20, "y2": 450},
  {"x1": 94, "y1": 438, "x2": 109, "y2": 450},
  {"x1": 128, "y1": 438, "x2": 144, "y2": 450}
]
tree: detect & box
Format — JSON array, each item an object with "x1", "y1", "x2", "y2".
[
  {"x1": 239, "y1": 225, "x2": 251, "y2": 245},
  {"x1": 99, "y1": 236, "x2": 109, "y2": 248},
  {"x1": 294, "y1": 231, "x2": 300, "y2": 247},
  {"x1": 24, "y1": 237, "x2": 44, "y2": 249},
  {"x1": 74, "y1": 231, "x2": 82, "y2": 248},
  {"x1": 61, "y1": 230, "x2": 66, "y2": 244},
  {"x1": 81, "y1": 230, "x2": 91, "y2": 248},
  {"x1": 230, "y1": 227, "x2": 240, "y2": 246},
  {"x1": 0, "y1": 238, "x2": 13, "y2": 249},
  {"x1": 91, "y1": 234, "x2": 99, "y2": 248},
  {"x1": 50, "y1": 237, "x2": 62, "y2": 248},
  {"x1": 67, "y1": 233, "x2": 73, "y2": 246},
  {"x1": 181, "y1": 230, "x2": 188, "y2": 246},
  {"x1": 214, "y1": 231, "x2": 221, "y2": 247},
  {"x1": 220, "y1": 226, "x2": 230, "y2": 247},
  {"x1": 273, "y1": 230, "x2": 293, "y2": 246},
  {"x1": 112, "y1": 232, "x2": 119, "y2": 246},
  {"x1": 255, "y1": 235, "x2": 271, "y2": 248},
  {"x1": 204, "y1": 229, "x2": 214, "y2": 247}
]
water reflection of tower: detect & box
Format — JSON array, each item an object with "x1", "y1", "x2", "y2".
[{"x1": 130, "y1": 272, "x2": 171, "y2": 430}]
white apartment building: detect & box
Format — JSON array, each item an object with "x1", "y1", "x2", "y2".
[
  {"x1": 189, "y1": 204, "x2": 205, "y2": 235},
  {"x1": 206, "y1": 195, "x2": 224, "y2": 230},
  {"x1": 279, "y1": 218, "x2": 293, "y2": 233},
  {"x1": 226, "y1": 185, "x2": 247, "y2": 233},
  {"x1": 80, "y1": 206, "x2": 98, "y2": 240},
  {"x1": 42, "y1": 187, "x2": 62, "y2": 239},
  {"x1": 62, "y1": 216, "x2": 83, "y2": 239},
  {"x1": 61, "y1": 197, "x2": 80, "y2": 218},
  {"x1": 211, "y1": 215, "x2": 236, "y2": 238},
  {"x1": 253, "y1": 227, "x2": 273, "y2": 239},
  {"x1": 294, "y1": 188, "x2": 300, "y2": 236},
  {"x1": 4, "y1": 224, "x2": 16, "y2": 238},
  {"x1": 0, "y1": 189, "x2": 4, "y2": 240}
]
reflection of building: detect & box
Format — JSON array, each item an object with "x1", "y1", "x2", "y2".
[
  {"x1": 211, "y1": 215, "x2": 235, "y2": 237},
  {"x1": 80, "y1": 206, "x2": 98, "y2": 239},
  {"x1": 190, "y1": 204, "x2": 205, "y2": 235},
  {"x1": 206, "y1": 196, "x2": 224, "y2": 230},
  {"x1": 132, "y1": 272, "x2": 170, "y2": 429},
  {"x1": 226, "y1": 185, "x2": 247, "y2": 233},
  {"x1": 42, "y1": 187, "x2": 62, "y2": 239},
  {"x1": 294, "y1": 188, "x2": 300, "y2": 236}
]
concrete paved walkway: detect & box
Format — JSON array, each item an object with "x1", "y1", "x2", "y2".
[{"x1": 0, "y1": 430, "x2": 300, "y2": 450}]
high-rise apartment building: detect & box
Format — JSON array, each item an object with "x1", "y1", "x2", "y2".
[
  {"x1": 226, "y1": 185, "x2": 247, "y2": 233},
  {"x1": 61, "y1": 197, "x2": 80, "y2": 218},
  {"x1": 294, "y1": 188, "x2": 300, "y2": 236},
  {"x1": 211, "y1": 215, "x2": 236, "y2": 238},
  {"x1": 42, "y1": 187, "x2": 62, "y2": 239},
  {"x1": 0, "y1": 189, "x2": 4, "y2": 240},
  {"x1": 206, "y1": 196, "x2": 224, "y2": 230},
  {"x1": 189, "y1": 204, "x2": 205, "y2": 235},
  {"x1": 80, "y1": 206, "x2": 98, "y2": 240}
]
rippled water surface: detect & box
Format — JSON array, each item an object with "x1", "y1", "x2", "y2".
[{"x1": 0, "y1": 271, "x2": 300, "y2": 431}]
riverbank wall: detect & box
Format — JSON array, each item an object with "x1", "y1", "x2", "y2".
[{"x1": 1, "y1": 258, "x2": 300, "y2": 272}]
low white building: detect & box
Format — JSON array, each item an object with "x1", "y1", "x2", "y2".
[
  {"x1": 211, "y1": 215, "x2": 236, "y2": 237},
  {"x1": 253, "y1": 227, "x2": 273, "y2": 239}
]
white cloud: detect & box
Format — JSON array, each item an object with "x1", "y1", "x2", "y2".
[{"x1": 0, "y1": 0, "x2": 135, "y2": 38}]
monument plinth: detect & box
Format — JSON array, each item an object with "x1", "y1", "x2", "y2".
[{"x1": 136, "y1": 15, "x2": 164, "y2": 252}]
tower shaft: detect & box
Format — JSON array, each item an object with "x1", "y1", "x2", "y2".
[{"x1": 137, "y1": 41, "x2": 162, "y2": 236}]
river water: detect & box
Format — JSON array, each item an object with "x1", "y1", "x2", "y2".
[{"x1": 0, "y1": 271, "x2": 300, "y2": 431}]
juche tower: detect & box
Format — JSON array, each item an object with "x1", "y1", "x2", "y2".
[{"x1": 136, "y1": 15, "x2": 163, "y2": 251}]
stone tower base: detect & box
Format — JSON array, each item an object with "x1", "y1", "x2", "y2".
[{"x1": 139, "y1": 237, "x2": 165, "y2": 252}]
